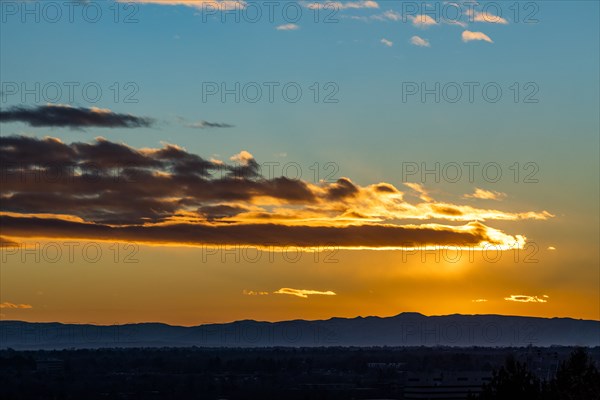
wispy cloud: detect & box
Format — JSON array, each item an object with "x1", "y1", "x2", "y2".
[
  {"x1": 472, "y1": 299, "x2": 488, "y2": 303},
  {"x1": 274, "y1": 288, "x2": 336, "y2": 298},
  {"x1": 462, "y1": 30, "x2": 493, "y2": 43},
  {"x1": 244, "y1": 288, "x2": 335, "y2": 298},
  {"x1": 187, "y1": 120, "x2": 235, "y2": 129},
  {"x1": 404, "y1": 182, "x2": 433, "y2": 202},
  {"x1": 0, "y1": 105, "x2": 153, "y2": 129},
  {"x1": 276, "y1": 23, "x2": 299, "y2": 31},
  {"x1": 380, "y1": 38, "x2": 393, "y2": 47},
  {"x1": 0, "y1": 302, "x2": 33, "y2": 309},
  {"x1": 365, "y1": 9, "x2": 401, "y2": 22},
  {"x1": 410, "y1": 15, "x2": 438, "y2": 28},
  {"x1": 375, "y1": 9, "x2": 401, "y2": 21},
  {"x1": 468, "y1": 10, "x2": 508, "y2": 24},
  {"x1": 304, "y1": 1, "x2": 378, "y2": 10},
  {"x1": 444, "y1": 19, "x2": 467, "y2": 28},
  {"x1": 504, "y1": 295, "x2": 549, "y2": 303},
  {"x1": 464, "y1": 188, "x2": 507, "y2": 201},
  {"x1": 365, "y1": 10, "x2": 465, "y2": 27},
  {"x1": 243, "y1": 290, "x2": 269, "y2": 296},
  {"x1": 120, "y1": 0, "x2": 245, "y2": 11},
  {"x1": 410, "y1": 35, "x2": 430, "y2": 47}
]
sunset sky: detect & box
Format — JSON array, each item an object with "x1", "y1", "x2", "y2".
[{"x1": 0, "y1": 0, "x2": 598, "y2": 325}]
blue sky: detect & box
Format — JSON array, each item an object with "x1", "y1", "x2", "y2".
[
  {"x1": 2, "y1": 1, "x2": 597, "y2": 173},
  {"x1": 2, "y1": 1, "x2": 598, "y2": 222}
]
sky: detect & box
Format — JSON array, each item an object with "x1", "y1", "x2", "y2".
[{"x1": 0, "y1": 0, "x2": 598, "y2": 325}]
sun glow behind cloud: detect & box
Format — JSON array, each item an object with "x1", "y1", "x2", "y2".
[{"x1": 0, "y1": 136, "x2": 552, "y2": 251}]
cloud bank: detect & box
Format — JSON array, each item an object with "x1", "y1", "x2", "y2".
[{"x1": 0, "y1": 136, "x2": 552, "y2": 250}]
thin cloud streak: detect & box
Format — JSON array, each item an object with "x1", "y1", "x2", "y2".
[
  {"x1": 0, "y1": 105, "x2": 153, "y2": 129},
  {"x1": 243, "y1": 290, "x2": 269, "y2": 296},
  {"x1": 187, "y1": 120, "x2": 235, "y2": 129},
  {"x1": 120, "y1": 0, "x2": 245, "y2": 11},
  {"x1": 276, "y1": 23, "x2": 299, "y2": 31},
  {"x1": 304, "y1": 1, "x2": 378, "y2": 10},
  {"x1": 0, "y1": 302, "x2": 33, "y2": 309},
  {"x1": 504, "y1": 295, "x2": 549, "y2": 303},
  {"x1": 274, "y1": 288, "x2": 336, "y2": 298},
  {"x1": 464, "y1": 188, "x2": 507, "y2": 201},
  {"x1": 0, "y1": 215, "x2": 523, "y2": 250}
]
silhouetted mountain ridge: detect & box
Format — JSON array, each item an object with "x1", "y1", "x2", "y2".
[{"x1": 1, "y1": 313, "x2": 598, "y2": 349}]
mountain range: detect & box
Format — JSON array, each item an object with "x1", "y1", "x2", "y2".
[{"x1": 1, "y1": 313, "x2": 599, "y2": 349}]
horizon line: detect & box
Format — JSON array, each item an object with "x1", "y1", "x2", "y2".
[{"x1": 2, "y1": 311, "x2": 599, "y2": 328}]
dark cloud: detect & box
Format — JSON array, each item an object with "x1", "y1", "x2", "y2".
[
  {"x1": 431, "y1": 205, "x2": 464, "y2": 216},
  {"x1": 73, "y1": 138, "x2": 160, "y2": 168},
  {"x1": 374, "y1": 183, "x2": 399, "y2": 193},
  {"x1": 198, "y1": 205, "x2": 249, "y2": 221},
  {"x1": 326, "y1": 178, "x2": 359, "y2": 200},
  {"x1": 0, "y1": 105, "x2": 153, "y2": 128},
  {"x1": 0, "y1": 136, "x2": 528, "y2": 249},
  {"x1": 226, "y1": 157, "x2": 261, "y2": 179},
  {"x1": 0, "y1": 136, "x2": 316, "y2": 224},
  {"x1": 0, "y1": 216, "x2": 500, "y2": 249},
  {"x1": 0, "y1": 135, "x2": 76, "y2": 167}
]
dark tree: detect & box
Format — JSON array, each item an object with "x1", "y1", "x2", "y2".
[
  {"x1": 545, "y1": 347, "x2": 600, "y2": 400},
  {"x1": 478, "y1": 355, "x2": 542, "y2": 400}
]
